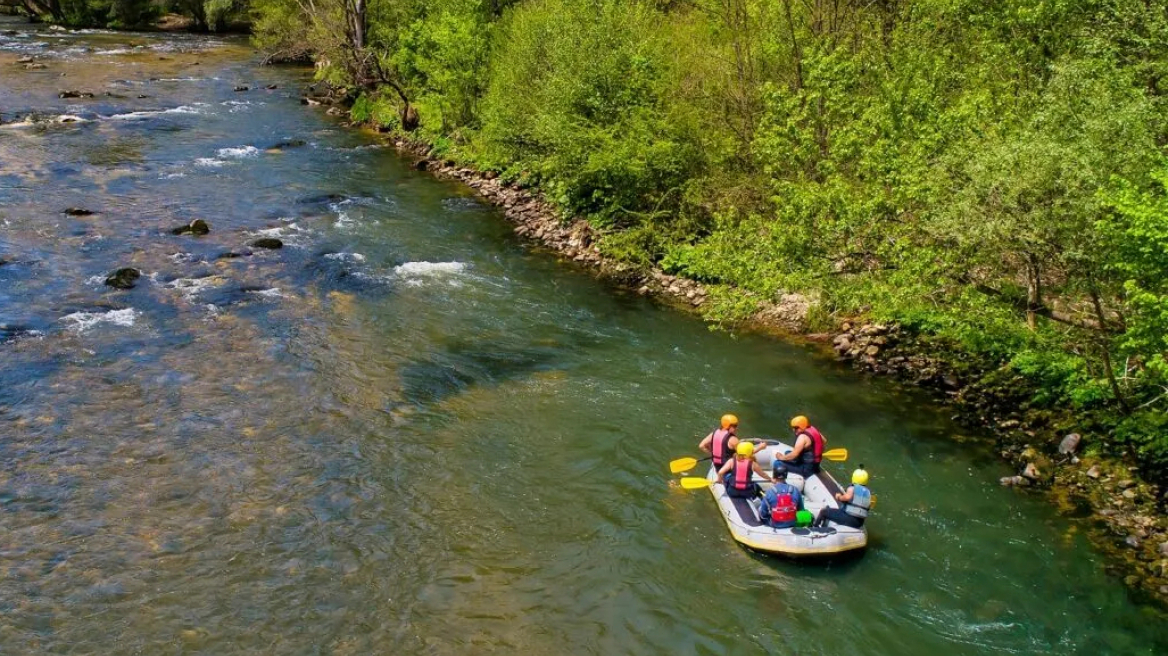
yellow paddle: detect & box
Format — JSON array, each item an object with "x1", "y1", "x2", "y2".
[
  {"x1": 669, "y1": 447, "x2": 848, "y2": 474},
  {"x1": 680, "y1": 477, "x2": 718, "y2": 490}
]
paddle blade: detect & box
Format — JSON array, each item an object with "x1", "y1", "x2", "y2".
[
  {"x1": 670, "y1": 457, "x2": 698, "y2": 474},
  {"x1": 680, "y1": 477, "x2": 715, "y2": 490},
  {"x1": 823, "y1": 448, "x2": 848, "y2": 462}
]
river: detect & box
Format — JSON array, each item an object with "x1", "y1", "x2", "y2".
[{"x1": 1, "y1": 18, "x2": 1166, "y2": 655}]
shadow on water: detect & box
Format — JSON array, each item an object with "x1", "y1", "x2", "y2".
[{"x1": 399, "y1": 339, "x2": 569, "y2": 406}]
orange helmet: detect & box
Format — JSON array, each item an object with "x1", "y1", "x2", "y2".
[
  {"x1": 720, "y1": 414, "x2": 739, "y2": 429},
  {"x1": 790, "y1": 415, "x2": 810, "y2": 430}
]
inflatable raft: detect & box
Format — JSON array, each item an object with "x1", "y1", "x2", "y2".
[{"x1": 702, "y1": 442, "x2": 868, "y2": 557}]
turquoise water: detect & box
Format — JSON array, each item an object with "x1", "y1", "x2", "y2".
[{"x1": 1, "y1": 19, "x2": 1165, "y2": 654}]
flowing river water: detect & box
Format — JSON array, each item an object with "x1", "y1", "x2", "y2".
[{"x1": 1, "y1": 19, "x2": 1166, "y2": 655}]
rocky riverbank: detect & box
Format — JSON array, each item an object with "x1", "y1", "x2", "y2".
[{"x1": 308, "y1": 83, "x2": 1168, "y2": 609}]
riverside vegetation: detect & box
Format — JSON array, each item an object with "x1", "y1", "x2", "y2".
[{"x1": 19, "y1": 0, "x2": 1168, "y2": 602}]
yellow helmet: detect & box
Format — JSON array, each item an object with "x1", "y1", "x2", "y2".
[
  {"x1": 736, "y1": 441, "x2": 755, "y2": 457},
  {"x1": 852, "y1": 467, "x2": 869, "y2": 486},
  {"x1": 720, "y1": 414, "x2": 739, "y2": 429},
  {"x1": 790, "y1": 415, "x2": 810, "y2": 430}
]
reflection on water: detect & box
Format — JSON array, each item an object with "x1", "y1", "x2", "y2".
[{"x1": 1, "y1": 16, "x2": 1166, "y2": 656}]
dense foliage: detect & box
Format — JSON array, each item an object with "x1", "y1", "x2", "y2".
[
  {"x1": 18, "y1": 0, "x2": 248, "y2": 30},
  {"x1": 253, "y1": 0, "x2": 1168, "y2": 480}
]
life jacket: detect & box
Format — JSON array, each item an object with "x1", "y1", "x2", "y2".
[
  {"x1": 844, "y1": 484, "x2": 872, "y2": 518},
  {"x1": 798, "y1": 426, "x2": 825, "y2": 465},
  {"x1": 729, "y1": 457, "x2": 753, "y2": 491},
  {"x1": 770, "y1": 485, "x2": 798, "y2": 524},
  {"x1": 710, "y1": 428, "x2": 733, "y2": 468}
]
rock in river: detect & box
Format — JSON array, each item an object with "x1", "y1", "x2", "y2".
[
  {"x1": 249, "y1": 238, "x2": 283, "y2": 249},
  {"x1": 104, "y1": 267, "x2": 141, "y2": 289},
  {"x1": 172, "y1": 219, "x2": 210, "y2": 236}
]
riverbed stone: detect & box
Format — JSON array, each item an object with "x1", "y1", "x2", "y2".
[
  {"x1": 104, "y1": 268, "x2": 140, "y2": 290},
  {"x1": 1087, "y1": 465, "x2": 1102, "y2": 479},
  {"x1": 64, "y1": 207, "x2": 94, "y2": 216},
  {"x1": 172, "y1": 219, "x2": 210, "y2": 236},
  {"x1": 249, "y1": 238, "x2": 283, "y2": 249},
  {"x1": 1123, "y1": 488, "x2": 1139, "y2": 500}
]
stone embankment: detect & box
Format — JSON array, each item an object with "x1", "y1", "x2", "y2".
[{"x1": 831, "y1": 321, "x2": 1168, "y2": 604}]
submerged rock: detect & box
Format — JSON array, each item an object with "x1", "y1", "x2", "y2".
[
  {"x1": 171, "y1": 219, "x2": 210, "y2": 236},
  {"x1": 64, "y1": 207, "x2": 94, "y2": 216},
  {"x1": 104, "y1": 268, "x2": 141, "y2": 290},
  {"x1": 58, "y1": 90, "x2": 94, "y2": 99},
  {"x1": 268, "y1": 139, "x2": 306, "y2": 151},
  {"x1": 249, "y1": 238, "x2": 283, "y2": 250}
]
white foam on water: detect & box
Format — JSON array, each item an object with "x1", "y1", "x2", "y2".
[
  {"x1": 393, "y1": 261, "x2": 469, "y2": 287},
  {"x1": 61, "y1": 308, "x2": 138, "y2": 333},
  {"x1": 160, "y1": 172, "x2": 186, "y2": 179},
  {"x1": 247, "y1": 288, "x2": 284, "y2": 298},
  {"x1": 84, "y1": 275, "x2": 106, "y2": 286},
  {"x1": 251, "y1": 223, "x2": 301, "y2": 238},
  {"x1": 107, "y1": 105, "x2": 203, "y2": 121},
  {"x1": 166, "y1": 276, "x2": 222, "y2": 300},
  {"x1": 333, "y1": 211, "x2": 354, "y2": 229},
  {"x1": 194, "y1": 158, "x2": 227, "y2": 168},
  {"x1": 324, "y1": 252, "x2": 366, "y2": 262},
  {"x1": 216, "y1": 145, "x2": 260, "y2": 159}
]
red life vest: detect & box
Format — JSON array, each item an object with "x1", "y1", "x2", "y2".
[
  {"x1": 799, "y1": 426, "x2": 825, "y2": 465},
  {"x1": 710, "y1": 428, "x2": 733, "y2": 468},
  {"x1": 770, "y1": 490, "x2": 797, "y2": 524},
  {"x1": 729, "y1": 457, "x2": 753, "y2": 491}
]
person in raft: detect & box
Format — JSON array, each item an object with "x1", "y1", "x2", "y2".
[
  {"x1": 774, "y1": 415, "x2": 826, "y2": 479},
  {"x1": 698, "y1": 414, "x2": 742, "y2": 471},
  {"x1": 716, "y1": 442, "x2": 775, "y2": 498},
  {"x1": 698, "y1": 414, "x2": 766, "y2": 471},
  {"x1": 814, "y1": 466, "x2": 873, "y2": 529},
  {"x1": 760, "y1": 464, "x2": 804, "y2": 529}
]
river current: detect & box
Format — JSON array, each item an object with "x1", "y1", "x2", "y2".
[{"x1": 1, "y1": 19, "x2": 1166, "y2": 655}]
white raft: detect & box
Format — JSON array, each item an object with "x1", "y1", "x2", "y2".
[{"x1": 703, "y1": 442, "x2": 867, "y2": 557}]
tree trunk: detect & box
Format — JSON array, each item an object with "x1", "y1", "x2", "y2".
[
  {"x1": 1090, "y1": 286, "x2": 1129, "y2": 411},
  {"x1": 1025, "y1": 252, "x2": 1041, "y2": 332}
]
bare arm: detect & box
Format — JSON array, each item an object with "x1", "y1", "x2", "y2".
[
  {"x1": 716, "y1": 460, "x2": 733, "y2": 477},
  {"x1": 779, "y1": 435, "x2": 809, "y2": 461},
  {"x1": 698, "y1": 432, "x2": 714, "y2": 453},
  {"x1": 752, "y1": 460, "x2": 775, "y2": 483},
  {"x1": 835, "y1": 486, "x2": 855, "y2": 503}
]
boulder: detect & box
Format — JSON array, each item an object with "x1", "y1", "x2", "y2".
[
  {"x1": 249, "y1": 238, "x2": 283, "y2": 250},
  {"x1": 171, "y1": 219, "x2": 210, "y2": 236},
  {"x1": 234, "y1": 85, "x2": 249, "y2": 92},
  {"x1": 104, "y1": 267, "x2": 141, "y2": 290},
  {"x1": 64, "y1": 207, "x2": 94, "y2": 216},
  {"x1": 1058, "y1": 433, "x2": 1082, "y2": 455},
  {"x1": 58, "y1": 90, "x2": 94, "y2": 99}
]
